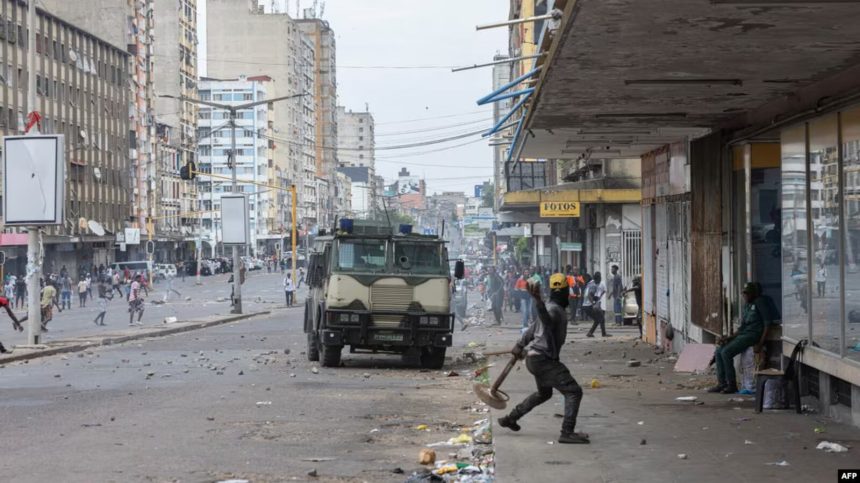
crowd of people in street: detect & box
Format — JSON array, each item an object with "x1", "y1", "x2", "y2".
[
  {"x1": 1, "y1": 264, "x2": 166, "y2": 336},
  {"x1": 461, "y1": 261, "x2": 642, "y2": 337}
]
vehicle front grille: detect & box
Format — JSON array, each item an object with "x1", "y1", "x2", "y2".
[{"x1": 371, "y1": 284, "x2": 413, "y2": 328}]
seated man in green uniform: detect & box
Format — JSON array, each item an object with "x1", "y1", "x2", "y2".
[{"x1": 708, "y1": 282, "x2": 773, "y2": 394}]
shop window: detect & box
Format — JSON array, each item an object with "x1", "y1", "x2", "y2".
[
  {"x1": 809, "y1": 115, "x2": 840, "y2": 355},
  {"x1": 781, "y1": 125, "x2": 808, "y2": 341},
  {"x1": 841, "y1": 105, "x2": 860, "y2": 362}
]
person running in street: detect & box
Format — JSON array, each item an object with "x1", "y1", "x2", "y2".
[
  {"x1": 161, "y1": 273, "x2": 182, "y2": 302},
  {"x1": 516, "y1": 270, "x2": 531, "y2": 330},
  {"x1": 86, "y1": 274, "x2": 93, "y2": 301},
  {"x1": 93, "y1": 276, "x2": 113, "y2": 326},
  {"x1": 487, "y1": 267, "x2": 504, "y2": 325},
  {"x1": 40, "y1": 280, "x2": 59, "y2": 331},
  {"x1": 284, "y1": 273, "x2": 296, "y2": 307},
  {"x1": 0, "y1": 293, "x2": 25, "y2": 353},
  {"x1": 59, "y1": 274, "x2": 72, "y2": 311},
  {"x1": 497, "y1": 274, "x2": 589, "y2": 444},
  {"x1": 127, "y1": 275, "x2": 145, "y2": 326},
  {"x1": 608, "y1": 265, "x2": 623, "y2": 326},
  {"x1": 77, "y1": 277, "x2": 88, "y2": 308},
  {"x1": 583, "y1": 271, "x2": 610, "y2": 338},
  {"x1": 14, "y1": 275, "x2": 27, "y2": 309},
  {"x1": 111, "y1": 271, "x2": 123, "y2": 298},
  {"x1": 297, "y1": 266, "x2": 306, "y2": 289},
  {"x1": 4, "y1": 278, "x2": 14, "y2": 300}
]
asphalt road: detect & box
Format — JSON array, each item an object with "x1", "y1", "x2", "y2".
[
  {"x1": 1, "y1": 270, "x2": 305, "y2": 347},
  {"x1": 0, "y1": 297, "x2": 487, "y2": 483}
]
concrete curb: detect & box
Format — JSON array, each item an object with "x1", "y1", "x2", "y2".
[{"x1": 0, "y1": 311, "x2": 270, "y2": 365}]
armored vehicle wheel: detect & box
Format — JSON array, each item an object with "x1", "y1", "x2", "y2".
[
  {"x1": 306, "y1": 332, "x2": 320, "y2": 362},
  {"x1": 321, "y1": 344, "x2": 342, "y2": 367},
  {"x1": 420, "y1": 347, "x2": 446, "y2": 369}
]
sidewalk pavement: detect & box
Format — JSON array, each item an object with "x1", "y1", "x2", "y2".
[
  {"x1": 470, "y1": 312, "x2": 857, "y2": 483},
  {"x1": 0, "y1": 310, "x2": 271, "y2": 365}
]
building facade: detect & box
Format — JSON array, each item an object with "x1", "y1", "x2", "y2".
[
  {"x1": 42, "y1": 0, "x2": 199, "y2": 263},
  {"x1": 197, "y1": 77, "x2": 275, "y2": 256},
  {"x1": 337, "y1": 166, "x2": 372, "y2": 219},
  {"x1": 296, "y1": 17, "x2": 337, "y2": 229},
  {"x1": 0, "y1": 1, "x2": 131, "y2": 278},
  {"x1": 206, "y1": 0, "x2": 317, "y2": 237},
  {"x1": 497, "y1": 0, "x2": 860, "y2": 427}
]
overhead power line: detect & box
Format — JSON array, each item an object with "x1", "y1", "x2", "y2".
[
  {"x1": 375, "y1": 138, "x2": 489, "y2": 159},
  {"x1": 258, "y1": 125, "x2": 497, "y2": 152},
  {"x1": 376, "y1": 117, "x2": 494, "y2": 137},
  {"x1": 375, "y1": 109, "x2": 492, "y2": 125},
  {"x1": 204, "y1": 57, "x2": 458, "y2": 69}
]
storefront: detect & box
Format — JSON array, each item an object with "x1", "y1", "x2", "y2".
[{"x1": 777, "y1": 104, "x2": 860, "y2": 422}]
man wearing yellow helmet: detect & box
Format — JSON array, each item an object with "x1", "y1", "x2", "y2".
[{"x1": 497, "y1": 273, "x2": 589, "y2": 444}]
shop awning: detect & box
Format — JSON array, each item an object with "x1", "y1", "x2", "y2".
[
  {"x1": 0, "y1": 233, "x2": 29, "y2": 246},
  {"x1": 510, "y1": 0, "x2": 860, "y2": 162},
  {"x1": 501, "y1": 186, "x2": 641, "y2": 211}
]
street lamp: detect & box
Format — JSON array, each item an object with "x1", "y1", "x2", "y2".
[{"x1": 160, "y1": 91, "x2": 308, "y2": 314}]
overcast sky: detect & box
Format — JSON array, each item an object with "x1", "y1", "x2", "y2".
[{"x1": 204, "y1": 1, "x2": 508, "y2": 196}]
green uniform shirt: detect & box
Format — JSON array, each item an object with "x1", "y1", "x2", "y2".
[{"x1": 737, "y1": 299, "x2": 771, "y2": 339}]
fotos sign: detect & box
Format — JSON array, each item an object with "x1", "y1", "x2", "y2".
[{"x1": 540, "y1": 201, "x2": 580, "y2": 218}]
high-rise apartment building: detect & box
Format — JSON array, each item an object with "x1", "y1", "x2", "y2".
[
  {"x1": 0, "y1": 1, "x2": 130, "y2": 277},
  {"x1": 153, "y1": 0, "x2": 200, "y2": 255},
  {"x1": 197, "y1": 76, "x2": 276, "y2": 255},
  {"x1": 296, "y1": 17, "x2": 337, "y2": 228},
  {"x1": 336, "y1": 106, "x2": 374, "y2": 170},
  {"x1": 206, "y1": 0, "x2": 317, "y2": 234},
  {"x1": 44, "y1": 0, "x2": 199, "y2": 262}
]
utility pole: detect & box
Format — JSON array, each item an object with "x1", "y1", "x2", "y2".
[
  {"x1": 291, "y1": 185, "x2": 297, "y2": 285},
  {"x1": 25, "y1": 0, "x2": 41, "y2": 345},
  {"x1": 229, "y1": 110, "x2": 242, "y2": 313}
]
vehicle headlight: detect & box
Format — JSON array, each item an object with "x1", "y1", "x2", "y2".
[{"x1": 418, "y1": 315, "x2": 444, "y2": 326}]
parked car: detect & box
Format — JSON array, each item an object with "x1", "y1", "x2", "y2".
[{"x1": 154, "y1": 263, "x2": 178, "y2": 280}]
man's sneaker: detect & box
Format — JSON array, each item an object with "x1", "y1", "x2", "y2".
[
  {"x1": 585, "y1": 333, "x2": 595, "y2": 338},
  {"x1": 720, "y1": 384, "x2": 739, "y2": 394},
  {"x1": 497, "y1": 415, "x2": 521, "y2": 432},
  {"x1": 558, "y1": 432, "x2": 590, "y2": 444},
  {"x1": 706, "y1": 384, "x2": 726, "y2": 393}
]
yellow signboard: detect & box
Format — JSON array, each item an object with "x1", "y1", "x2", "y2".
[{"x1": 540, "y1": 201, "x2": 580, "y2": 218}]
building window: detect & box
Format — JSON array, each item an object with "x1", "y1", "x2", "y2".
[
  {"x1": 808, "y1": 114, "x2": 840, "y2": 355},
  {"x1": 781, "y1": 105, "x2": 860, "y2": 361},
  {"x1": 841, "y1": 105, "x2": 860, "y2": 363}
]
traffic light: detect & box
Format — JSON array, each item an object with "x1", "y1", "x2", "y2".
[{"x1": 180, "y1": 161, "x2": 196, "y2": 180}]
